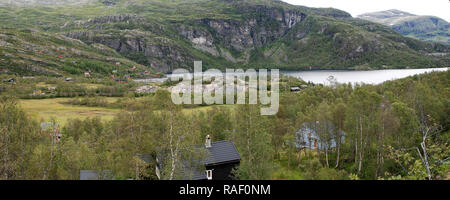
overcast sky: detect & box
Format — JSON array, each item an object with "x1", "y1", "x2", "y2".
[{"x1": 282, "y1": 0, "x2": 450, "y2": 21}]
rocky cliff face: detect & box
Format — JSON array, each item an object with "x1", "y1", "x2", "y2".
[
  {"x1": 66, "y1": 29, "x2": 192, "y2": 73},
  {"x1": 176, "y1": 5, "x2": 306, "y2": 63},
  {"x1": 198, "y1": 9, "x2": 306, "y2": 50},
  {"x1": 64, "y1": 4, "x2": 308, "y2": 72}
]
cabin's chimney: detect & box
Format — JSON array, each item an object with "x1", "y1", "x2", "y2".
[{"x1": 205, "y1": 135, "x2": 212, "y2": 148}]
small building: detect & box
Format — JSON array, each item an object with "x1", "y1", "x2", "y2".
[
  {"x1": 295, "y1": 121, "x2": 346, "y2": 150},
  {"x1": 80, "y1": 170, "x2": 113, "y2": 180},
  {"x1": 290, "y1": 87, "x2": 301, "y2": 92},
  {"x1": 3, "y1": 78, "x2": 14, "y2": 83},
  {"x1": 65, "y1": 77, "x2": 73, "y2": 82},
  {"x1": 115, "y1": 79, "x2": 128, "y2": 84},
  {"x1": 32, "y1": 89, "x2": 43, "y2": 96},
  {"x1": 201, "y1": 136, "x2": 241, "y2": 180},
  {"x1": 141, "y1": 136, "x2": 241, "y2": 180}
]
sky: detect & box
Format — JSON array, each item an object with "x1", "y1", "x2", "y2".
[{"x1": 282, "y1": 0, "x2": 450, "y2": 21}]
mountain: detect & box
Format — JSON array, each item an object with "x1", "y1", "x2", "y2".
[
  {"x1": 0, "y1": 0, "x2": 448, "y2": 75},
  {"x1": 358, "y1": 9, "x2": 450, "y2": 45},
  {"x1": 0, "y1": 0, "x2": 95, "y2": 7},
  {"x1": 0, "y1": 28, "x2": 152, "y2": 76}
]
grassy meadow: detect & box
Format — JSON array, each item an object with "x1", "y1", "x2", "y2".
[
  {"x1": 19, "y1": 97, "x2": 121, "y2": 125},
  {"x1": 18, "y1": 96, "x2": 236, "y2": 125}
]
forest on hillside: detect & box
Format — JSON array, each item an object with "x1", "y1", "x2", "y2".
[{"x1": 0, "y1": 70, "x2": 448, "y2": 180}]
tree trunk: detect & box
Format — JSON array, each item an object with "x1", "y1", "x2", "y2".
[
  {"x1": 169, "y1": 111, "x2": 176, "y2": 180},
  {"x1": 335, "y1": 138, "x2": 340, "y2": 168},
  {"x1": 358, "y1": 116, "x2": 363, "y2": 174},
  {"x1": 420, "y1": 131, "x2": 432, "y2": 180}
]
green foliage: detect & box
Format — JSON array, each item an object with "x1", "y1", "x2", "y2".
[
  {"x1": 232, "y1": 104, "x2": 275, "y2": 180},
  {"x1": 0, "y1": 69, "x2": 449, "y2": 180}
]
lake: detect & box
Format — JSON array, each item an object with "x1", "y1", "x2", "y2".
[
  {"x1": 135, "y1": 68, "x2": 448, "y2": 85},
  {"x1": 282, "y1": 68, "x2": 449, "y2": 85}
]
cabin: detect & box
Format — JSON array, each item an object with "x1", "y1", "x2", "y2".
[
  {"x1": 32, "y1": 89, "x2": 43, "y2": 96},
  {"x1": 80, "y1": 170, "x2": 113, "y2": 180},
  {"x1": 295, "y1": 121, "x2": 346, "y2": 150},
  {"x1": 202, "y1": 136, "x2": 241, "y2": 180},
  {"x1": 3, "y1": 78, "x2": 14, "y2": 83},
  {"x1": 115, "y1": 79, "x2": 128, "y2": 84},
  {"x1": 140, "y1": 135, "x2": 240, "y2": 180},
  {"x1": 290, "y1": 86, "x2": 301, "y2": 92}
]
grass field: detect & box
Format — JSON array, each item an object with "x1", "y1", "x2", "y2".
[
  {"x1": 18, "y1": 97, "x2": 235, "y2": 125},
  {"x1": 19, "y1": 98, "x2": 121, "y2": 125}
]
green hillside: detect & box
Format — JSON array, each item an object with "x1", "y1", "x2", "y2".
[
  {"x1": 358, "y1": 9, "x2": 450, "y2": 46},
  {"x1": 0, "y1": 28, "x2": 156, "y2": 77},
  {"x1": 0, "y1": 0, "x2": 449, "y2": 75}
]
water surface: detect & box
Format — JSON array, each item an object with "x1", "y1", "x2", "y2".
[
  {"x1": 282, "y1": 68, "x2": 448, "y2": 85},
  {"x1": 135, "y1": 68, "x2": 449, "y2": 85}
]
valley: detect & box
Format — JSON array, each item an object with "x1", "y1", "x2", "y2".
[{"x1": 0, "y1": 0, "x2": 448, "y2": 181}]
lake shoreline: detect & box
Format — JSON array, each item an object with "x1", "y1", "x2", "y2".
[
  {"x1": 136, "y1": 67, "x2": 449, "y2": 85},
  {"x1": 162, "y1": 67, "x2": 449, "y2": 74}
]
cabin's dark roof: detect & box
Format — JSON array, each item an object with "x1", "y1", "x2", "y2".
[
  {"x1": 138, "y1": 140, "x2": 240, "y2": 180},
  {"x1": 80, "y1": 170, "x2": 113, "y2": 180},
  {"x1": 181, "y1": 141, "x2": 241, "y2": 180},
  {"x1": 204, "y1": 141, "x2": 241, "y2": 166}
]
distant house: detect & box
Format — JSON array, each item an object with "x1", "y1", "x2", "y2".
[
  {"x1": 32, "y1": 89, "x2": 43, "y2": 96},
  {"x1": 115, "y1": 79, "x2": 128, "y2": 84},
  {"x1": 290, "y1": 85, "x2": 308, "y2": 92},
  {"x1": 290, "y1": 87, "x2": 301, "y2": 92},
  {"x1": 140, "y1": 136, "x2": 241, "y2": 180},
  {"x1": 65, "y1": 77, "x2": 73, "y2": 82},
  {"x1": 295, "y1": 121, "x2": 346, "y2": 150},
  {"x1": 80, "y1": 170, "x2": 113, "y2": 180},
  {"x1": 3, "y1": 78, "x2": 14, "y2": 83}
]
